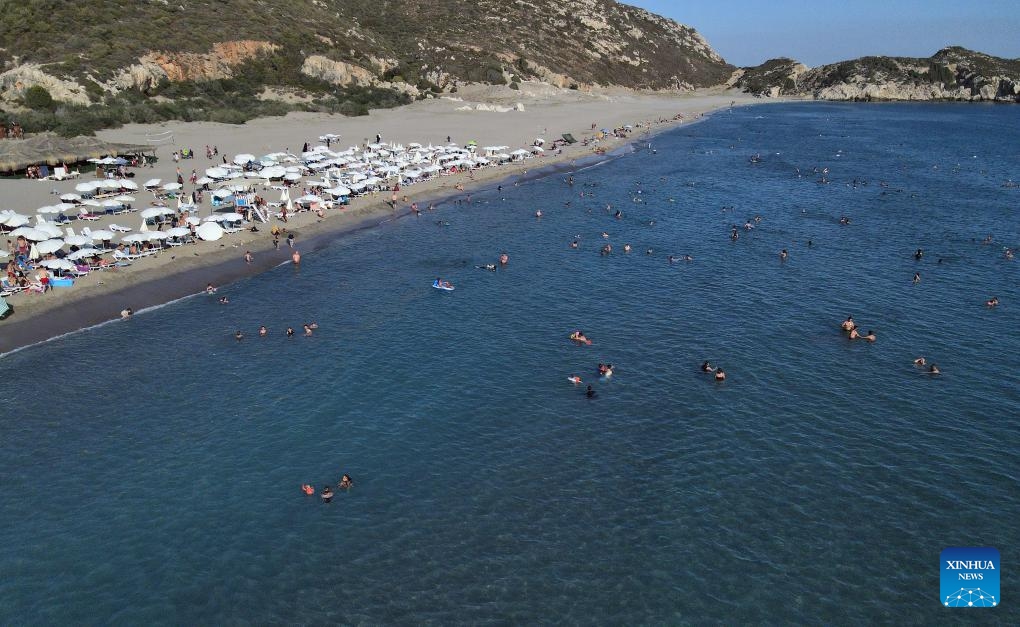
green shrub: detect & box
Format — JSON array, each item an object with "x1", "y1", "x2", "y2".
[{"x1": 23, "y1": 85, "x2": 55, "y2": 110}]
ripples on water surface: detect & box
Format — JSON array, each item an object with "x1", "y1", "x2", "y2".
[{"x1": 2, "y1": 103, "x2": 1018, "y2": 623}]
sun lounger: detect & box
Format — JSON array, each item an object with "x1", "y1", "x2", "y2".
[{"x1": 78, "y1": 211, "x2": 101, "y2": 221}]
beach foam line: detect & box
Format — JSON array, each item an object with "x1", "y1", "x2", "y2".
[{"x1": 0, "y1": 291, "x2": 204, "y2": 360}]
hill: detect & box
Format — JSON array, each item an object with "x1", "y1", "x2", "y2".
[
  {"x1": 0, "y1": 0, "x2": 731, "y2": 135},
  {"x1": 736, "y1": 47, "x2": 1020, "y2": 102}
]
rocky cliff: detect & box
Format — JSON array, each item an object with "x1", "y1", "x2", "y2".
[
  {"x1": 737, "y1": 47, "x2": 1020, "y2": 103},
  {"x1": 0, "y1": 0, "x2": 731, "y2": 109}
]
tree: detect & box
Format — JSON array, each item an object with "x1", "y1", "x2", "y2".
[{"x1": 23, "y1": 85, "x2": 55, "y2": 111}]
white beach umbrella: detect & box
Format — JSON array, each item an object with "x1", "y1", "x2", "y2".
[
  {"x1": 100, "y1": 179, "x2": 122, "y2": 190},
  {"x1": 119, "y1": 180, "x2": 139, "y2": 190},
  {"x1": 102, "y1": 199, "x2": 124, "y2": 208},
  {"x1": 165, "y1": 227, "x2": 191, "y2": 238},
  {"x1": 40, "y1": 258, "x2": 75, "y2": 271},
  {"x1": 140, "y1": 207, "x2": 174, "y2": 219},
  {"x1": 325, "y1": 186, "x2": 352, "y2": 196},
  {"x1": 283, "y1": 173, "x2": 302, "y2": 181},
  {"x1": 75, "y1": 181, "x2": 101, "y2": 192},
  {"x1": 147, "y1": 231, "x2": 170, "y2": 241},
  {"x1": 81, "y1": 199, "x2": 102, "y2": 208},
  {"x1": 36, "y1": 205, "x2": 62, "y2": 214},
  {"x1": 121, "y1": 233, "x2": 150, "y2": 243},
  {"x1": 60, "y1": 193, "x2": 82, "y2": 202},
  {"x1": 36, "y1": 223, "x2": 63, "y2": 238},
  {"x1": 9, "y1": 227, "x2": 50, "y2": 241},
  {"x1": 90, "y1": 230, "x2": 115, "y2": 242},
  {"x1": 205, "y1": 167, "x2": 229, "y2": 179},
  {"x1": 297, "y1": 195, "x2": 323, "y2": 204},
  {"x1": 162, "y1": 182, "x2": 182, "y2": 191},
  {"x1": 1, "y1": 212, "x2": 29, "y2": 227},
  {"x1": 233, "y1": 153, "x2": 256, "y2": 165},
  {"x1": 195, "y1": 222, "x2": 224, "y2": 241},
  {"x1": 143, "y1": 178, "x2": 162, "y2": 188},
  {"x1": 211, "y1": 189, "x2": 234, "y2": 199},
  {"x1": 67, "y1": 247, "x2": 101, "y2": 260},
  {"x1": 65, "y1": 235, "x2": 92, "y2": 246},
  {"x1": 0, "y1": 250, "x2": 8, "y2": 258},
  {"x1": 35, "y1": 239, "x2": 65, "y2": 255},
  {"x1": 114, "y1": 195, "x2": 136, "y2": 203},
  {"x1": 185, "y1": 216, "x2": 201, "y2": 226},
  {"x1": 195, "y1": 176, "x2": 214, "y2": 185}
]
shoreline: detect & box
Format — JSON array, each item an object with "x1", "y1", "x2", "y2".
[{"x1": 0, "y1": 88, "x2": 778, "y2": 356}]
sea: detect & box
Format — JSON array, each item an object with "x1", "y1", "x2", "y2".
[{"x1": 1, "y1": 102, "x2": 1018, "y2": 624}]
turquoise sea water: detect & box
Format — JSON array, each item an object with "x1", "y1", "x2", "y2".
[{"x1": 1, "y1": 103, "x2": 1018, "y2": 624}]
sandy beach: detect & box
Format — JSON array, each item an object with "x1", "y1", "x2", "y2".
[{"x1": 1, "y1": 83, "x2": 772, "y2": 354}]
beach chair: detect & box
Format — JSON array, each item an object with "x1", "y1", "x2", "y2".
[{"x1": 78, "y1": 209, "x2": 101, "y2": 221}]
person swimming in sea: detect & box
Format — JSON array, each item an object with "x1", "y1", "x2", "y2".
[
  {"x1": 841, "y1": 315, "x2": 856, "y2": 332},
  {"x1": 206, "y1": 283, "x2": 217, "y2": 294},
  {"x1": 259, "y1": 325, "x2": 268, "y2": 337},
  {"x1": 913, "y1": 357, "x2": 926, "y2": 366},
  {"x1": 986, "y1": 297, "x2": 999, "y2": 307},
  {"x1": 303, "y1": 324, "x2": 313, "y2": 336},
  {"x1": 701, "y1": 361, "x2": 715, "y2": 373},
  {"x1": 586, "y1": 385, "x2": 597, "y2": 398},
  {"x1": 339, "y1": 474, "x2": 353, "y2": 490},
  {"x1": 235, "y1": 330, "x2": 244, "y2": 341},
  {"x1": 286, "y1": 327, "x2": 295, "y2": 337},
  {"x1": 321, "y1": 486, "x2": 334, "y2": 502},
  {"x1": 570, "y1": 330, "x2": 589, "y2": 343},
  {"x1": 928, "y1": 364, "x2": 940, "y2": 375},
  {"x1": 779, "y1": 249, "x2": 788, "y2": 261},
  {"x1": 913, "y1": 272, "x2": 921, "y2": 285},
  {"x1": 218, "y1": 296, "x2": 229, "y2": 304},
  {"x1": 570, "y1": 240, "x2": 579, "y2": 249},
  {"x1": 714, "y1": 368, "x2": 726, "y2": 381},
  {"x1": 849, "y1": 327, "x2": 861, "y2": 340},
  {"x1": 862, "y1": 329, "x2": 876, "y2": 342},
  {"x1": 914, "y1": 248, "x2": 924, "y2": 260}
]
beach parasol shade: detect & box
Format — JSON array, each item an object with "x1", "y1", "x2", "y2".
[
  {"x1": 102, "y1": 199, "x2": 124, "y2": 208},
  {"x1": 9, "y1": 226, "x2": 51, "y2": 241},
  {"x1": 162, "y1": 182, "x2": 183, "y2": 191},
  {"x1": 60, "y1": 193, "x2": 82, "y2": 202},
  {"x1": 185, "y1": 216, "x2": 201, "y2": 226},
  {"x1": 140, "y1": 207, "x2": 174, "y2": 219},
  {"x1": 195, "y1": 222, "x2": 224, "y2": 241},
  {"x1": 40, "y1": 258, "x2": 75, "y2": 271},
  {"x1": 35, "y1": 239, "x2": 65, "y2": 255},
  {"x1": 75, "y1": 181, "x2": 101, "y2": 192},
  {"x1": 165, "y1": 227, "x2": 191, "y2": 238},
  {"x1": 113, "y1": 195, "x2": 136, "y2": 203},
  {"x1": 195, "y1": 177, "x2": 214, "y2": 185},
  {"x1": 89, "y1": 230, "x2": 115, "y2": 241},
  {"x1": 81, "y1": 199, "x2": 102, "y2": 208},
  {"x1": 67, "y1": 247, "x2": 100, "y2": 260},
  {"x1": 143, "y1": 178, "x2": 162, "y2": 188},
  {"x1": 36, "y1": 223, "x2": 63, "y2": 238},
  {"x1": 121, "y1": 233, "x2": 150, "y2": 243},
  {"x1": 36, "y1": 205, "x2": 62, "y2": 214},
  {"x1": 64, "y1": 235, "x2": 92, "y2": 246},
  {"x1": 233, "y1": 153, "x2": 256, "y2": 165},
  {"x1": 118, "y1": 180, "x2": 139, "y2": 190}
]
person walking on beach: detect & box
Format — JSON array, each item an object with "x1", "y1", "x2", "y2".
[
  {"x1": 287, "y1": 233, "x2": 295, "y2": 248},
  {"x1": 244, "y1": 251, "x2": 253, "y2": 264}
]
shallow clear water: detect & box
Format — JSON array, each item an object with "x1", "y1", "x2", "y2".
[{"x1": 2, "y1": 103, "x2": 1018, "y2": 624}]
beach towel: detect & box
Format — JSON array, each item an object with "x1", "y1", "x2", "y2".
[{"x1": 562, "y1": 133, "x2": 577, "y2": 144}]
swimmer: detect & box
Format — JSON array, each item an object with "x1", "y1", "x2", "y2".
[
  {"x1": 120, "y1": 308, "x2": 133, "y2": 319},
  {"x1": 259, "y1": 325, "x2": 268, "y2": 337},
  {"x1": 849, "y1": 327, "x2": 861, "y2": 340},
  {"x1": 714, "y1": 368, "x2": 726, "y2": 381},
  {"x1": 602, "y1": 364, "x2": 614, "y2": 378},
  {"x1": 483, "y1": 263, "x2": 496, "y2": 271},
  {"x1": 568, "y1": 376, "x2": 583, "y2": 384},
  {"x1": 913, "y1": 357, "x2": 926, "y2": 366},
  {"x1": 309, "y1": 322, "x2": 319, "y2": 329},
  {"x1": 928, "y1": 364, "x2": 941, "y2": 375},
  {"x1": 292, "y1": 250, "x2": 301, "y2": 264},
  {"x1": 841, "y1": 315, "x2": 856, "y2": 332},
  {"x1": 646, "y1": 248, "x2": 653, "y2": 255},
  {"x1": 914, "y1": 248, "x2": 923, "y2": 260},
  {"x1": 321, "y1": 486, "x2": 334, "y2": 502},
  {"x1": 862, "y1": 330, "x2": 876, "y2": 342},
  {"x1": 601, "y1": 232, "x2": 609, "y2": 239},
  {"x1": 535, "y1": 210, "x2": 542, "y2": 218},
  {"x1": 986, "y1": 297, "x2": 999, "y2": 307},
  {"x1": 701, "y1": 361, "x2": 715, "y2": 373},
  {"x1": 668, "y1": 255, "x2": 676, "y2": 264},
  {"x1": 218, "y1": 296, "x2": 229, "y2": 304},
  {"x1": 234, "y1": 330, "x2": 244, "y2": 341},
  {"x1": 499, "y1": 253, "x2": 509, "y2": 265},
  {"x1": 339, "y1": 474, "x2": 353, "y2": 490},
  {"x1": 623, "y1": 244, "x2": 631, "y2": 253},
  {"x1": 912, "y1": 272, "x2": 921, "y2": 284},
  {"x1": 206, "y1": 283, "x2": 217, "y2": 294},
  {"x1": 303, "y1": 324, "x2": 313, "y2": 336},
  {"x1": 570, "y1": 240, "x2": 579, "y2": 249},
  {"x1": 779, "y1": 249, "x2": 788, "y2": 261},
  {"x1": 683, "y1": 255, "x2": 693, "y2": 262},
  {"x1": 302, "y1": 484, "x2": 315, "y2": 495},
  {"x1": 586, "y1": 385, "x2": 597, "y2": 398},
  {"x1": 598, "y1": 363, "x2": 607, "y2": 375},
  {"x1": 286, "y1": 327, "x2": 295, "y2": 337}
]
